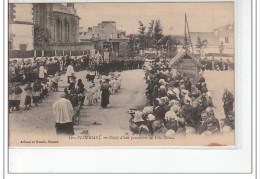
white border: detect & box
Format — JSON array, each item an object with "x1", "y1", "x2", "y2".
[{"x1": 2, "y1": 0, "x2": 256, "y2": 177}]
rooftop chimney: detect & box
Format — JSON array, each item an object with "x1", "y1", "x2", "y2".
[
  {"x1": 67, "y1": 3, "x2": 74, "y2": 8},
  {"x1": 88, "y1": 27, "x2": 93, "y2": 32}
]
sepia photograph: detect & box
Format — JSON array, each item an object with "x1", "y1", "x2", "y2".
[{"x1": 8, "y1": 2, "x2": 235, "y2": 147}]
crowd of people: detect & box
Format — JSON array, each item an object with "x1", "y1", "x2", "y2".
[
  {"x1": 9, "y1": 55, "x2": 144, "y2": 84},
  {"x1": 9, "y1": 76, "x2": 58, "y2": 111},
  {"x1": 8, "y1": 54, "x2": 144, "y2": 113},
  {"x1": 9, "y1": 52, "x2": 235, "y2": 137},
  {"x1": 52, "y1": 65, "x2": 122, "y2": 135},
  {"x1": 128, "y1": 60, "x2": 235, "y2": 137},
  {"x1": 200, "y1": 57, "x2": 234, "y2": 71}
]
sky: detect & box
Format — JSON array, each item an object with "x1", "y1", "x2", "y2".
[{"x1": 75, "y1": 2, "x2": 234, "y2": 35}]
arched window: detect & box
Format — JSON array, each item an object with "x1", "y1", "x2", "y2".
[
  {"x1": 64, "y1": 18, "x2": 70, "y2": 42},
  {"x1": 55, "y1": 18, "x2": 61, "y2": 42}
]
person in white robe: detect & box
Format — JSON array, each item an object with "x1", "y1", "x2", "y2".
[
  {"x1": 66, "y1": 62, "x2": 75, "y2": 83},
  {"x1": 39, "y1": 65, "x2": 45, "y2": 79},
  {"x1": 53, "y1": 94, "x2": 74, "y2": 135}
]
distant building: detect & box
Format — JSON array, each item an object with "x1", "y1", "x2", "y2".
[
  {"x1": 9, "y1": 3, "x2": 81, "y2": 51},
  {"x1": 176, "y1": 24, "x2": 234, "y2": 55},
  {"x1": 9, "y1": 4, "x2": 34, "y2": 51},
  {"x1": 33, "y1": 3, "x2": 80, "y2": 45},
  {"x1": 79, "y1": 21, "x2": 129, "y2": 57}
]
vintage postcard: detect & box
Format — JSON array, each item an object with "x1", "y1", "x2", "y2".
[{"x1": 8, "y1": 2, "x2": 235, "y2": 147}]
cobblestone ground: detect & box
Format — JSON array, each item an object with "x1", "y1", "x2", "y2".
[{"x1": 9, "y1": 69, "x2": 235, "y2": 146}]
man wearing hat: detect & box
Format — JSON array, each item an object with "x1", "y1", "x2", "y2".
[
  {"x1": 197, "y1": 72, "x2": 206, "y2": 91},
  {"x1": 222, "y1": 88, "x2": 234, "y2": 117},
  {"x1": 205, "y1": 107, "x2": 220, "y2": 134},
  {"x1": 53, "y1": 94, "x2": 74, "y2": 135},
  {"x1": 184, "y1": 77, "x2": 192, "y2": 93}
]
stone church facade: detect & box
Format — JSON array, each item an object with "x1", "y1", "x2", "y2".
[{"x1": 33, "y1": 3, "x2": 80, "y2": 45}]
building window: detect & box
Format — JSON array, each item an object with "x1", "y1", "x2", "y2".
[
  {"x1": 19, "y1": 44, "x2": 27, "y2": 51},
  {"x1": 64, "y1": 19, "x2": 70, "y2": 42},
  {"x1": 225, "y1": 37, "x2": 229, "y2": 43}
]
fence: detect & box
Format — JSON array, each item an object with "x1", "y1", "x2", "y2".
[{"x1": 9, "y1": 50, "x2": 91, "y2": 59}]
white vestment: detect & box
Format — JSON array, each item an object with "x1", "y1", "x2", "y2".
[
  {"x1": 66, "y1": 65, "x2": 74, "y2": 76},
  {"x1": 53, "y1": 98, "x2": 74, "y2": 124},
  {"x1": 39, "y1": 66, "x2": 45, "y2": 79}
]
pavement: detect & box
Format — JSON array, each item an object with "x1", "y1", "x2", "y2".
[
  {"x1": 9, "y1": 69, "x2": 235, "y2": 146},
  {"x1": 9, "y1": 69, "x2": 148, "y2": 144}
]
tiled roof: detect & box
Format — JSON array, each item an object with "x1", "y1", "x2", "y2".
[
  {"x1": 79, "y1": 22, "x2": 128, "y2": 41},
  {"x1": 169, "y1": 49, "x2": 200, "y2": 67}
]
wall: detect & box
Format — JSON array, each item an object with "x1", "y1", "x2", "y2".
[
  {"x1": 9, "y1": 24, "x2": 34, "y2": 51},
  {"x1": 13, "y1": 3, "x2": 33, "y2": 23},
  {"x1": 44, "y1": 43, "x2": 94, "y2": 51},
  {"x1": 219, "y1": 36, "x2": 234, "y2": 48}
]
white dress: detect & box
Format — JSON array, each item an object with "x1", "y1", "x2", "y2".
[{"x1": 39, "y1": 66, "x2": 45, "y2": 79}]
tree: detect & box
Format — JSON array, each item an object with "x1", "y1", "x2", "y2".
[
  {"x1": 202, "y1": 39, "x2": 208, "y2": 48},
  {"x1": 154, "y1": 20, "x2": 163, "y2": 49},
  {"x1": 146, "y1": 20, "x2": 154, "y2": 48},
  {"x1": 161, "y1": 35, "x2": 178, "y2": 58},
  {"x1": 34, "y1": 24, "x2": 51, "y2": 48},
  {"x1": 126, "y1": 34, "x2": 139, "y2": 57},
  {"x1": 138, "y1": 20, "x2": 146, "y2": 36},
  {"x1": 196, "y1": 35, "x2": 203, "y2": 53},
  {"x1": 196, "y1": 36, "x2": 208, "y2": 55},
  {"x1": 138, "y1": 20, "x2": 146, "y2": 49}
]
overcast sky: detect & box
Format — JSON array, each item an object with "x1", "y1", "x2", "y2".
[{"x1": 75, "y1": 2, "x2": 234, "y2": 35}]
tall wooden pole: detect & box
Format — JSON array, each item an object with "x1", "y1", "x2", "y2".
[{"x1": 186, "y1": 14, "x2": 194, "y2": 53}]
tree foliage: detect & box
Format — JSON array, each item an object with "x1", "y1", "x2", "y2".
[
  {"x1": 138, "y1": 20, "x2": 146, "y2": 35},
  {"x1": 138, "y1": 21, "x2": 146, "y2": 49},
  {"x1": 154, "y1": 20, "x2": 163, "y2": 48},
  {"x1": 196, "y1": 36, "x2": 208, "y2": 54},
  {"x1": 126, "y1": 34, "x2": 139, "y2": 57},
  {"x1": 34, "y1": 24, "x2": 51, "y2": 48},
  {"x1": 127, "y1": 19, "x2": 178, "y2": 57},
  {"x1": 145, "y1": 19, "x2": 164, "y2": 49}
]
